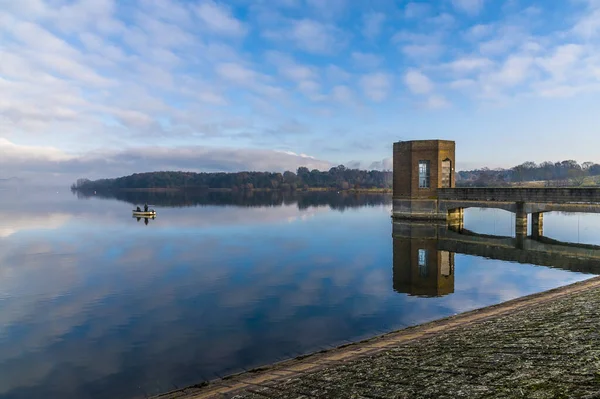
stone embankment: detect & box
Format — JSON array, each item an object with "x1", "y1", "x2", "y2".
[{"x1": 154, "y1": 277, "x2": 600, "y2": 399}]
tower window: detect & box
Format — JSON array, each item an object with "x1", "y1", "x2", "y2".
[
  {"x1": 418, "y1": 160, "x2": 430, "y2": 188},
  {"x1": 442, "y1": 159, "x2": 452, "y2": 188},
  {"x1": 418, "y1": 249, "x2": 428, "y2": 277}
]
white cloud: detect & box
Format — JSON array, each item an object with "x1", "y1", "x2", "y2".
[
  {"x1": 492, "y1": 55, "x2": 534, "y2": 87},
  {"x1": 424, "y1": 95, "x2": 450, "y2": 109},
  {"x1": 572, "y1": 1, "x2": 600, "y2": 38},
  {"x1": 536, "y1": 44, "x2": 585, "y2": 82},
  {"x1": 1, "y1": 0, "x2": 48, "y2": 18},
  {"x1": 478, "y1": 25, "x2": 527, "y2": 56},
  {"x1": 305, "y1": 0, "x2": 347, "y2": 18},
  {"x1": 325, "y1": 65, "x2": 352, "y2": 83},
  {"x1": 9, "y1": 21, "x2": 113, "y2": 86},
  {"x1": 449, "y1": 79, "x2": 477, "y2": 90},
  {"x1": 330, "y1": 85, "x2": 354, "y2": 105},
  {"x1": 297, "y1": 80, "x2": 326, "y2": 101},
  {"x1": 133, "y1": 13, "x2": 196, "y2": 48},
  {"x1": 44, "y1": 0, "x2": 124, "y2": 35},
  {"x1": 282, "y1": 64, "x2": 315, "y2": 82},
  {"x1": 452, "y1": 0, "x2": 485, "y2": 15},
  {"x1": 215, "y1": 62, "x2": 285, "y2": 100},
  {"x1": 401, "y1": 44, "x2": 443, "y2": 60},
  {"x1": 288, "y1": 19, "x2": 344, "y2": 54},
  {"x1": 195, "y1": 0, "x2": 247, "y2": 37},
  {"x1": 404, "y1": 2, "x2": 430, "y2": 18},
  {"x1": 465, "y1": 23, "x2": 493, "y2": 40},
  {"x1": 404, "y1": 69, "x2": 434, "y2": 94},
  {"x1": 427, "y1": 13, "x2": 455, "y2": 27},
  {"x1": 359, "y1": 72, "x2": 392, "y2": 102},
  {"x1": 534, "y1": 84, "x2": 586, "y2": 98},
  {"x1": 263, "y1": 17, "x2": 345, "y2": 55},
  {"x1": 392, "y1": 31, "x2": 434, "y2": 44},
  {"x1": 393, "y1": 30, "x2": 445, "y2": 60},
  {"x1": 216, "y1": 62, "x2": 256, "y2": 83},
  {"x1": 362, "y1": 12, "x2": 385, "y2": 39},
  {"x1": 368, "y1": 157, "x2": 392, "y2": 170},
  {"x1": 351, "y1": 52, "x2": 382, "y2": 68},
  {"x1": 266, "y1": 52, "x2": 317, "y2": 82},
  {"x1": 444, "y1": 57, "x2": 494, "y2": 74}
]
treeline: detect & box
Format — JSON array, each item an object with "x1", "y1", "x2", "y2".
[
  {"x1": 457, "y1": 160, "x2": 600, "y2": 187},
  {"x1": 74, "y1": 189, "x2": 392, "y2": 210},
  {"x1": 71, "y1": 165, "x2": 392, "y2": 192}
]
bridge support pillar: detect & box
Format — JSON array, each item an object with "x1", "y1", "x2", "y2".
[
  {"x1": 515, "y1": 202, "x2": 528, "y2": 238},
  {"x1": 447, "y1": 208, "x2": 464, "y2": 230},
  {"x1": 531, "y1": 212, "x2": 544, "y2": 239}
]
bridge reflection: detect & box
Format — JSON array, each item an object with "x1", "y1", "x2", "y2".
[{"x1": 392, "y1": 221, "x2": 600, "y2": 298}]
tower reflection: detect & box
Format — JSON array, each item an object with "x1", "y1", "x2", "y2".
[
  {"x1": 393, "y1": 221, "x2": 455, "y2": 297},
  {"x1": 393, "y1": 216, "x2": 600, "y2": 298}
]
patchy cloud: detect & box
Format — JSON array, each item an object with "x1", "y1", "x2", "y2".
[
  {"x1": 404, "y1": 69, "x2": 434, "y2": 94},
  {"x1": 452, "y1": 0, "x2": 485, "y2": 15},
  {"x1": 3, "y1": 0, "x2": 600, "y2": 175},
  {"x1": 359, "y1": 72, "x2": 392, "y2": 102},
  {"x1": 361, "y1": 12, "x2": 385, "y2": 39},
  {"x1": 194, "y1": 0, "x2": 247, "y2": 37},
  {"x1": 351, "y1": 52, "x2": 383, "y2": 69},
  {"x1": 0, "y1": 138, "x2": 332, "y2": 183},
  {"x1": 368, "y1": 157, "x2": 393, "y2": 171},
  {"x1": 404, "y1": 2, "x2": 431, "y2": 19},
  {"x1": 265, "y1": 19, "x2": 345, "y2": 55}
]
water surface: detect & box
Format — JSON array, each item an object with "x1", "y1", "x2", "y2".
[{"x1": 0, "y1": 188, "x2": 597, "y2": 398}]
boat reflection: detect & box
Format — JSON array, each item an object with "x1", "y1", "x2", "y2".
[
  {"x1": 133, "y1": 215, "x2": 156, "y2": 225},
  {"x1": 393, "y1": 220, "x2": 600, "y2": 298}
]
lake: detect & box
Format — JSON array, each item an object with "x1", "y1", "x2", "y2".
[{"x1": 1, "y1": 187, "x2": 599, "y2": 399}]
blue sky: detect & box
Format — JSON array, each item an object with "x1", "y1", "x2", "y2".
[{"x1": 1, "y1": 0, "x2": 600, "y2": 181}]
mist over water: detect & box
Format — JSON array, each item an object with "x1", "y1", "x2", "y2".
[{"x1": 0, "y1": 189, "x2": 595, "y2": 398}]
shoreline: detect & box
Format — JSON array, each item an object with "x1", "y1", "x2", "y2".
[{"x1": 151, "y1": 275, "x2": 600, "y2": 399}]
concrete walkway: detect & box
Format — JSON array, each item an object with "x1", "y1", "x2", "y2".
[{"x1": 154, "y1": 277, "x2": 600, "y2": 399}]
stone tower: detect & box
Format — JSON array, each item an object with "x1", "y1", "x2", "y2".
[{"x1": 392, "y1": 140, "x2": 455, "y2": 219}]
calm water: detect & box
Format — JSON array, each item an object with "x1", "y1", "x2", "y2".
[{"x1": 1, "y1": 187, "x2": 599, "y2": 399}]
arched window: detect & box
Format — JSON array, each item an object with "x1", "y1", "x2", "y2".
[{"x1": 442, "y1": 158, "x2": 452, "y2": 188}]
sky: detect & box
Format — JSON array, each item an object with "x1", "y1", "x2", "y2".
[{"x1": 1, "y1": 0, "x2": 600, "y2": 183}]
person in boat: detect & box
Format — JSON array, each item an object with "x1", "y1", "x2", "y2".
[
  {"x1": 144, "y1": 203, "x2": 148, "y2": 212},
  {"x1": 136, "y1": 206, "x2": 141, "y2": 212}
]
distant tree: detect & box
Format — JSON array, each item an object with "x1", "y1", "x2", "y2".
[
  {"x1": 590, "y1": 164, "x2": 600, "y2": 176},
  {"x1": 283, "y1": 171, "x2": 297, "y2": 184},
  {"x1": 582, "y1": 161, "x2": 595, "y2": 171},
  {"x1": 296, "y1": 167, "x2": 310, "y2": 178}
]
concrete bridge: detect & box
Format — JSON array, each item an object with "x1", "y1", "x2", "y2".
[
  {"x1": 391, "y1": 140, "x2": 600, "y2": 236},
  {"x1": 392, "y1": 220, "x2": 600, "y2": 298}
]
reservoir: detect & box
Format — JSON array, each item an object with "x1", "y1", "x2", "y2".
[{"x1": 0, "y1": 188, "x2": 597, "y2": 399}]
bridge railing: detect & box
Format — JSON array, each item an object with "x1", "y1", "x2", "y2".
[{"x1": 438, "y1": 187, "x2": 600, "y2": 203}]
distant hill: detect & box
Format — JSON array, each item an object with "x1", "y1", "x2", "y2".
[{"x1": 70, "y1": 166, "x2": 393, "y2": 192}]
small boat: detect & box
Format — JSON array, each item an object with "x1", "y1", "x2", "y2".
[{"x1": 132, "y1": 210, "x2": 156, "y2": 217}]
